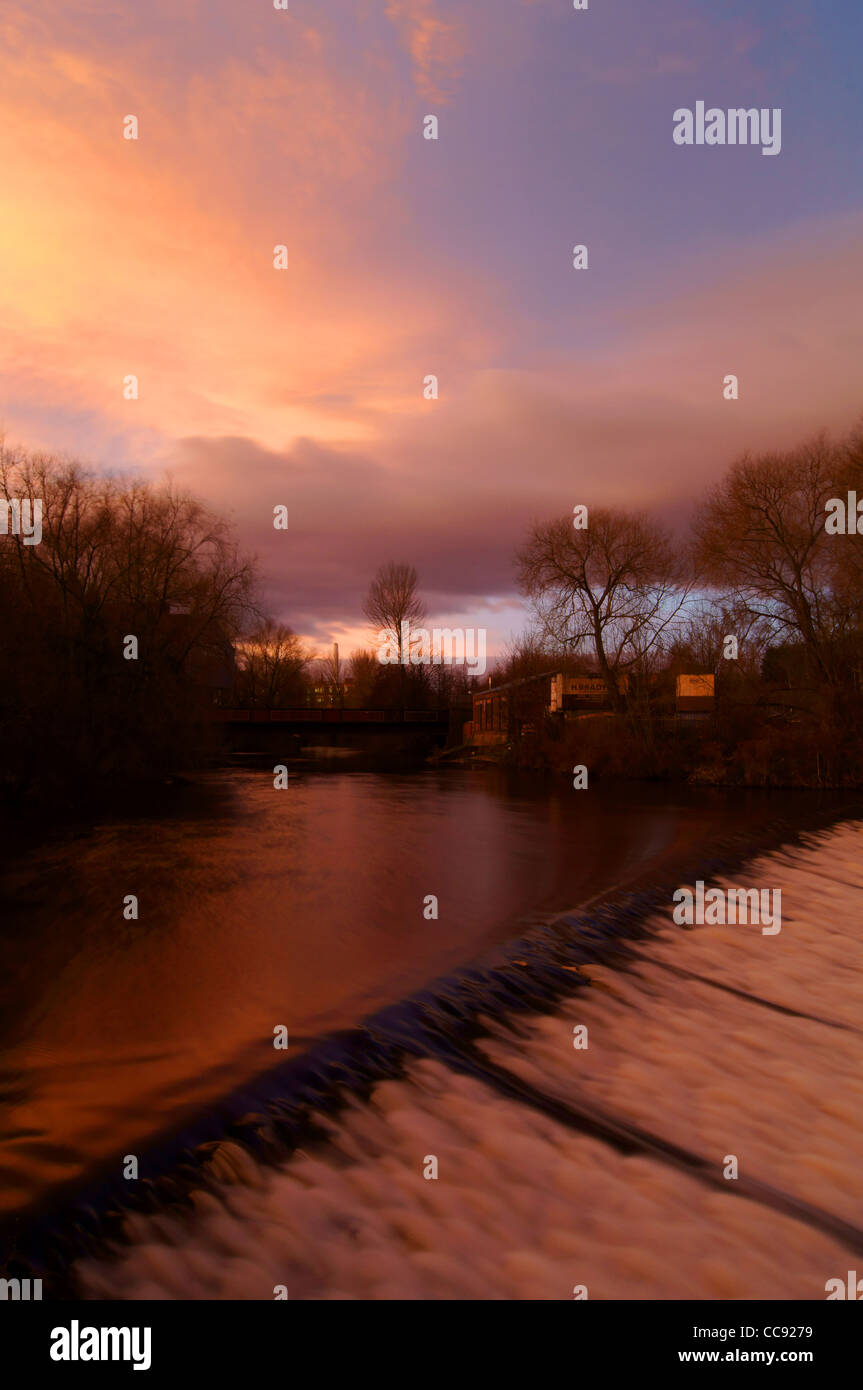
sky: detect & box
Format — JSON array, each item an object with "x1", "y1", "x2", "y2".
[{"x1": 1, "y1": 0, "x2": 862, "y2": 659}]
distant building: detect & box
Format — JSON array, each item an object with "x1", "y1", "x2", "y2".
[
  {"x1": 471, "y1": 683, "x2": 510, "y2": 743},
  {"x1": 470, "y1": 671, "x2": 556, "y2": 743},
  {"x1": 471, "y1": 668, "x2": 626, "y2": 741},
  {"x1": 312, "y1": 677, "x2": 354, "y2": 707}
]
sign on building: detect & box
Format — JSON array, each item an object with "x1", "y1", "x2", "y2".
[
  {"x1": 550, "y1": 673, "x2": 621, "y2": 713},
  {"x1": 676, "y1": 673, "x2": 715, "y2": 712}
]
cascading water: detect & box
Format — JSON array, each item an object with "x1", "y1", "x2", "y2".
[{"x1": 62, "y1": 817, "x2": 863, "y2": 1301}]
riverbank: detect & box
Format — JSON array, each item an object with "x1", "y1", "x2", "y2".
[{"x1": 478, "y1": 710, "x2": 863, "y2": 789}]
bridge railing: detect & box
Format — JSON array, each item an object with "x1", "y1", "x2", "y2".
[{"x1": 210, "y1": 707, "x2": 448, "y2": 724}]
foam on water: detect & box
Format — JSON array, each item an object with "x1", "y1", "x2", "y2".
[{"x1": 76, "y1": 820, "x2": 863, "y2": 1300}]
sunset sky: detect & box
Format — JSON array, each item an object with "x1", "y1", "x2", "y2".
[{"x1": 2, "y1": 0, "x2": 862, "y2": 656}]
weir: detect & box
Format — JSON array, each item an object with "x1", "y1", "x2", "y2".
[{"x1": 5, "y1": 807, "x2": 863, "y2": 1300}]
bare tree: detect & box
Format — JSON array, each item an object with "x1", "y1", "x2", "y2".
[
  {"x1": 660, "y1": 600, "x2": 770, "y2": 712},
  {"x1": 0, "y1": 447, "x2": 255, "y2": 657},
  {"x1": 831, "y1": 423, "x2": 863, "y2": 647},
  {"x1": 0, "y1": 445, "x2": 259, "y2": 793},
  {"x1": 238, "y1": 622, "x2": 311, "y2": 708},
  {"x1": 347, "y1": 648, "x2": 380, "y2": 706},
  {"x1": 363, "y1": 562, "x2": 426, "y2": 661},
  {"x1": 515, "y1": 508, "x2": 690, "y2": 711},
  {"x1": 362, "y1": 561, "x2": 426, "y2": 705},
  {"x1": 691, "y1": 435, "x2": 859, "y2": 685}
]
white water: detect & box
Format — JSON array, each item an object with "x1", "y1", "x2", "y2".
[{"x1": 78, "y1": 819, "x2": 863, "y2": 1300}]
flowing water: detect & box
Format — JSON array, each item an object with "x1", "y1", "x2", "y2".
[{"x1": 1, "y1": 768, "x2": 861, "y2": 1299}]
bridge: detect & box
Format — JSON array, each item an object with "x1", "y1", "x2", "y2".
[
  {"x1": 211, "y1": 707, "x2": 450, "y2": 726},
  {"x1": 209, "y1": 707, "x2": 456, "y2": 754}
]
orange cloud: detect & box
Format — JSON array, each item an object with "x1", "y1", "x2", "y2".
[
  {"x1": 385, "y1": 0, "x2": 468, "y2": 103},
  {"x1": 0, "y1": 3, "x2": 494, "y2": 456}
]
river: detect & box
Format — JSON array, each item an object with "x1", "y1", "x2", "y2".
[{"x1": 0, "y1": 767, "x2": 860, "y2": 1298}]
